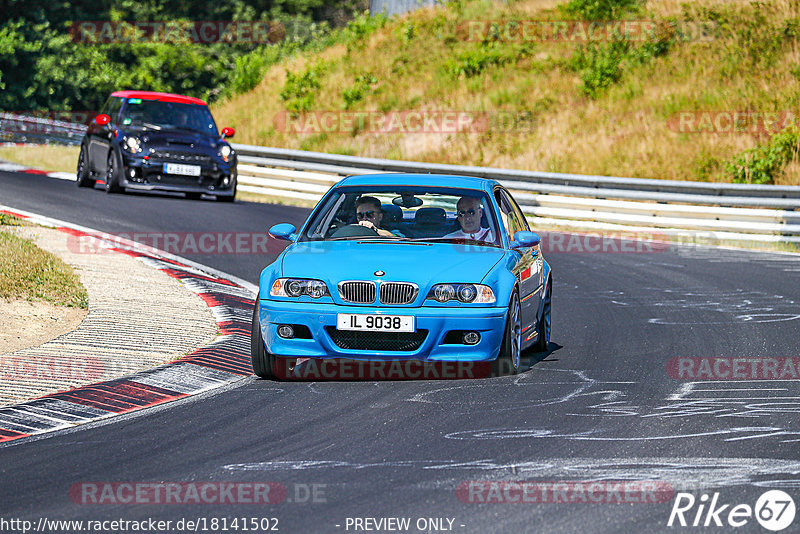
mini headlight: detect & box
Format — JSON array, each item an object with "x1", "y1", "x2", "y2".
[
  {"x1": 124, "y1": 136, "x2": 141, "y2": 153},
  {"x1": 219, "y1": 145, "x2": 232, "y2": 162}
]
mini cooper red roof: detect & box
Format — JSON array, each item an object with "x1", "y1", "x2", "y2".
[{"x1": 111, "y1": 91, "x2": 207, "y2": 106}]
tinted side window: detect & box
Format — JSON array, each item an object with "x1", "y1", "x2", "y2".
[
  {"x1": 502, "y1": 189, "x2": 530, "y2": 232},
  {"x1": 107, "y1": 98, "x2": 124, "y2": 123},
  {"x1": 98, "y1": 97, "x2": 112, "y2": 115},
  {"x1": 496, "y1": 189, "x2": 526, "y2": 240}
]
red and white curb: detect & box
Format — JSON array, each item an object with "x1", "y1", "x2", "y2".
[
  {"x1": 0, "y1": 206, "x2": 258, "y2": 444},
  {"x1": 0, "y1": 161, "x2": 75, "y2": 181}
]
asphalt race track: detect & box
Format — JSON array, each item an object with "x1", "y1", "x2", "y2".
[{"x1": 2, "y1": 169, "x2": 800, "y2": 533}]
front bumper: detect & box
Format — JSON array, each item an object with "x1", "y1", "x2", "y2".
[
  {"x1": 120, "y1": 153, "x2": 236, "y2": 195},
  {"x1": 258, "y1": 299, "x2": 507, "y2": 361}
]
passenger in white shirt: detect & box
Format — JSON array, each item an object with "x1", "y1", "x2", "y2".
[{"x1": 444, "y1": 196, "x2": 495, "y2": 243}]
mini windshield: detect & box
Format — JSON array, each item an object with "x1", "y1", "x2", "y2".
[
  {"x1": 300, "y1": 187, "x2": 501, "y2": 247},
  {"x1": 120, "y1": 99, "x2": 219, "y2": 136}
]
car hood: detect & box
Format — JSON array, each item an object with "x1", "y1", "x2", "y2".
[
  {"x1": 280, "y1": 241, "x2": 506, "y2": 287},
  {"x1": 134, "y1": 129, "x2": 220, "y2": 149}
]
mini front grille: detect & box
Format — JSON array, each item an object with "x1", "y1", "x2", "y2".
[
  {"x1": 339, "y1": 281, "x2": 376, "y2": 304},
  {"x1": 325, "y1": 327, "x2": 428, "y2": 351},
  {"x1": 151, "y1": 150, "x2": 212, "y2": 164},
  {"x1": 379, "y1": 282, "x2": 418, "y2": 305}
]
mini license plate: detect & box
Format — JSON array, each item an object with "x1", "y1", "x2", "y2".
[
  {"x1": 337, "y1": 314, "x2": 415, "y2": 332},
  {"x1": 163, "y1": 163, "x2": 201, "y2": 176}
]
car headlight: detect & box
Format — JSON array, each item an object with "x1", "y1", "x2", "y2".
[
  {"x1": 427, "y1": 284, "x2": 495, "y2": 304},
  {"x1": 123, "y1": 136, "x2": 141, "y2": 153},
  {"x1": 219, "y1": 145, "x2": 232, "y2": 162},
  {"x1": 270, "y1": 278, "x2": 329, "y2": 299}
]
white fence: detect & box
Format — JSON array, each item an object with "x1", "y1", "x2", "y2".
[{"x1": 232, "y1": 143, "x2": 800, "y2": 244}]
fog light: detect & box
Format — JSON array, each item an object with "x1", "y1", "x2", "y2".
[
  {"x1": 278, "y1": 325, "x2": 294, "y2": 339},
  {"x1": 223, "y1": 176, "x2": 230, "y2": 186},
  {"x1": 463, "y1": 331, "x2": 480, "y2": 345},
  {"x1": 129, "y1": 169, "x2": 136, "y2": 178}
]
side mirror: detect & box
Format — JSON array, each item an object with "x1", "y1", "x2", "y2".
[
  {"x1": 269, "y1": 223, "x2": 296, "y2": 241},
  {"x1": 510, "y1": 231, "x2": 541, "y2": 249},
  {"x1": 221, "y1": 127, "x2": 235, "y2": 138},
  {"x1": 95, "y1": 114, "x2": 111, "y2": 126}
]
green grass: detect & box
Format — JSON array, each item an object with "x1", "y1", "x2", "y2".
[
  {"x1": 0, "y1": 216, "x2": 88, "y2": 308},
  {"x1": 211, "y1": 0, "x2": 800, "y2": 184}
]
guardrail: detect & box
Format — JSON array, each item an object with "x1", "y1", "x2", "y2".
[
  {"x1": 0, "y1": 113, "x2": 86, "y2": 146},
  {"x1": 232, "y1": 143, "x2": 800, "y2": 244}
]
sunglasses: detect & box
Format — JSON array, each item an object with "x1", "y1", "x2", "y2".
[
  {"x1": 457, "y1": 209, "x2": 478, "y2": 217},
  {"x1": 356, "y1": 210, "x2": 377, "y2": 220}
]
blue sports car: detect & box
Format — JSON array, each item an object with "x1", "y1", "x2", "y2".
[{"x1": 252, "y1": 174, "x2": 552, "y2": 379}]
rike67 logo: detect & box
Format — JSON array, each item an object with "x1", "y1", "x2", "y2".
[{"x1": 668, "y1": 490, "x2": 796, "y2": 531}]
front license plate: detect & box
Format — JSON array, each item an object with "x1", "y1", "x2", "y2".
[
  {"x1": 337, "y1": 314, "x2": 415, "y2": 332},
  {"x1": 163, "y1": 163, "x2": 201, "y2": 176}
]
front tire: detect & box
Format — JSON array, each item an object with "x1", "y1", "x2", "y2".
[
  {"x1": 533, "y1": 277, "x2": 552, "y2": 352},
  {"x1": 76, "y1": 144, "x2": 95, "y2": 188},
  {"x1": 251, "y1": 302, "x2": 275, "y2": 379},
  {"x1": 104, "y1": 150, "x2": 123, "y2": 194},
  {"x1": 492, "y1": 291, "x2": 521, "y2": 377}
]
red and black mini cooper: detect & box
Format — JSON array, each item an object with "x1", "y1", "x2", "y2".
[{"x1": 77, "y1": 90, "x2": 237, "y2": 201}]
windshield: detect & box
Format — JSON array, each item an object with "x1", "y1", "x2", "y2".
[
  {"x1": 120, "y1": 99, "x2": 219, "y2": 136},
  {"x1": 300, "y1": 186, "x2": 501, "y2": 247}
]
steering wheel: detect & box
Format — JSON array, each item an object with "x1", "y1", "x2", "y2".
[{"x1": 331, "y1": 224, "x2": 380, "y2": 238}]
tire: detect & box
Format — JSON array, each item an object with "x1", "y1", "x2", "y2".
[
  {"x1": 104, "y1": 150, "x2": 123, "y2": 194},
  {"x1": 533, "y1": 277, "x2": 552, "y2": 353},
  {"x1": 492, "y1": 291, "x2": 521, "y2": 377},
  {"x1": 76, "y1": 144, "x2": 95, "y2": 188},
  {"x1": 251, "y1": 302, "x2": 275, "y2": 379}
]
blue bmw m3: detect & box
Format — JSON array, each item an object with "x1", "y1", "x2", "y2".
[{"x1": 251, "y1": 174, "x2": 552, "y2": 379}]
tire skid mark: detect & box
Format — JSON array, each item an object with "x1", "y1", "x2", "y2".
[{"x1": 0, "y1": 218, "x2": 255, "y2": 444}]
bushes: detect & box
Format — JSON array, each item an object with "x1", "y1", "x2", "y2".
[
  {"x1": 726, "y1": 127, "x2": 800, "y2": 184},
  {"x1": 280, "y1": 64, "x2": 325, "y2": 112},
  {"x1": 342, "y1": 73, "x2": 377, "y2": 108},
  {"x1": 563, "y1": 0, "x2": 644, "y2": 20}
]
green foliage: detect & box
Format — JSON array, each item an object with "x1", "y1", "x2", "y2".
[
  {"x1": 342, "y1": 10, "x2": 388, "y2": 51},
  {"x1": 726, "y1": 127, "x2": 800, "y2": 184},
  {"x1": 570, "y1": 41, "x2": 629, "y2": 98},
  {"x1": 0, "y1": 213, "x2": 23, "y2": 226},
  {"x1": 445, "y1": 43, "x2": 532, "y2": 79},
  {"x1": 0, "y1": 0, "x2": 359, "y2": 112},
  {"x1": 280, "y1": 64, "x2": 324, "y2": 112},
  {"x1": 342, "y1": 73, "x2": 377, "y2": 109},
  {"x1": 398, "y1": 21, "x2": 416, "y2": 44},
  {"x1": 230, "y1": 50, "x2": 271, "y2": 95},
  {"x1": 563, "y1": 0, "x2": 643, "y2": 20}
]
